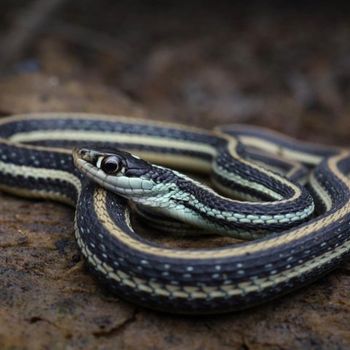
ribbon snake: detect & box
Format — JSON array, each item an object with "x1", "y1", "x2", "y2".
[{"x1": 0, "y1": 113, "x2": 349, "y2": 314}]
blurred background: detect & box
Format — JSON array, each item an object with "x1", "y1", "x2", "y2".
[{"x1": 1, "y1": 0, "x2": 350, "y2": 143}]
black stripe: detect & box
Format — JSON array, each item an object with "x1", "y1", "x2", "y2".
[
  {"x1": 0, "y1": 118, "x2": 223, "y2": 147},
  {"x1": 0, "y1": 172, "x2": 79, "y2": 203},
  {"x1": 222, "y1": 126, "x2": 338, "y2": 159},
  {"x1": 19, "y1": 140, "x2": 213, "y2": 163}
]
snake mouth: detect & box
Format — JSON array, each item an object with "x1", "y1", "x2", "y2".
[{"x1": 72, "y1": 148, "x2": 88, "y2": 174}]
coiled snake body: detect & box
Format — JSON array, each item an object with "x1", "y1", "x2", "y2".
[{"x1": 0, "y1": 113, "x2": 349, "y2": 314}]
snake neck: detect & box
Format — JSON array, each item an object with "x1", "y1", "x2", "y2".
[{"x1": 115, "y1": 163, "x2": 315, "y2": 238}]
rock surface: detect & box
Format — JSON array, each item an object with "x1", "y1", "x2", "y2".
[{"x1": 1, "y1": 2, "x2": 350, "y2": 349}]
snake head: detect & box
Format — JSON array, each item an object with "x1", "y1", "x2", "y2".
[{"x1": 73, "y1": 147, "x2": 157, "y2": 196}]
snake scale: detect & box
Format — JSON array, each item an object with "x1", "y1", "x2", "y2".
[{"x1": 0, "y1": 113, "x2": 349, "y2": 314}]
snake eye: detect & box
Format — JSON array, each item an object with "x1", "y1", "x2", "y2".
[{"x1": 100, "y1": 156, "x2": 121, "y2": 174}]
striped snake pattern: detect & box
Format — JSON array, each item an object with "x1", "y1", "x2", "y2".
[{"x1": 0, "y1": 113, "x2": 348, "y2": 314}]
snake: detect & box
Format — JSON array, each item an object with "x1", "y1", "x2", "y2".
[{"x1": 0, "y1": 113, "x2": 349, "y2": 314}]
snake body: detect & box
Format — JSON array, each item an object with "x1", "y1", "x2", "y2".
[{"x1": 0, "y1": 113, "x2": 349, "y2": 314}]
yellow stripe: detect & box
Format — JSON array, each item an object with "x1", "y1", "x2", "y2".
[
  {"x1": 309, "y1": 173, "x2": 332, "y2": 211},
  {"x1": 1, "y1": 113, "x2": 350, "y2": 308},
  {"x1": 0, "y1": 184, "x2": 75, "y2": 206},
  {"x1": 0, "y1": 160, "x2": 81, "y2": 195},
  {"x1": 238, "y1": 136, "x2": 323, "y2": 165},
  {"x1": 75, "y1": 211, "x2": 350, "y2": 299},
  {"x1": 9, "y1": 130, "x2": 217, "y2": 157},
  {"x1": 95, "y1": 152, "x2": 350, "y2": 259},
  {"x1": 0, "y1": 112, "x2": 213, "y2": 135}
]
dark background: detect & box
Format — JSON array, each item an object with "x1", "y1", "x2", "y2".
[
  {"x1": 2, "y1": 1, "x2": 350, "y2": 142},
  {"x1": 1, "y1": 1, "x2": 350, "y2": 349}
]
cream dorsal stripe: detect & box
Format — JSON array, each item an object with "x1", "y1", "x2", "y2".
[{"x1": 0, "y1": 113, "x2": 349, "y2": 314}]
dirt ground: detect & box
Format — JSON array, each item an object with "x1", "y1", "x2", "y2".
[{"x1": 1, "y1": 1, "x2": 350, "y2": 349}]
